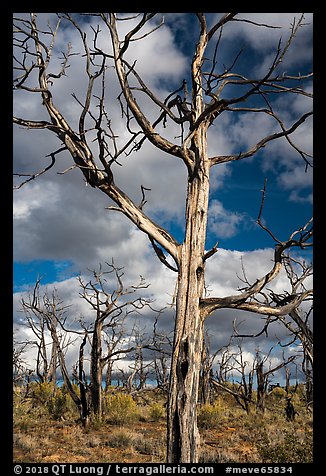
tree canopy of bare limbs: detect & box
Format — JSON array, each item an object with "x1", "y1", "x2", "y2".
[
  {"x1": 19, "y1": 279, "x2": 89, "y2": 421},
  {"x1": 209, "y1": 338, "x2": 297, "y2": 414},
  {"x1": 77, "y1": 262, "x2": 155, "y2": 417},
  {"x1": 17, "y1": 264, "x2": 161, "y2": 425},
  {"x1": 13, "y1": 13, "x2": 313, "y2": 463}
]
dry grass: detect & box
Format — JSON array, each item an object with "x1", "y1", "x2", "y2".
[{"x1": 13, "y1": 385, "x2": 313, "y2": 463}]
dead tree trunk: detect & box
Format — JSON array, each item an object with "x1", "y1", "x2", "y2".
[
  {"x1": 79, "y1": 266, "x2": 151, "y2": 417},
  {"x1": 78, "y1": 334, "x2": 90, "y2": 427},
  {"x1": 167, "y1": 120, "x2": 210, "y2": 462},
  {"x1": 256, "y1": 360, "x2": 267, "y2": 413},
  {"x1": 199, "y1": 339, "x2": 211, "y2": 405},
  {"x1": 90, "y1": 320, "x2": 103, "y2": 416},
  {"x1": 256, "y1": 351, "x2": 296, "y2": 412},
  {"x1": 105, "y1": 359, "x2": 114, "y2": 390}
]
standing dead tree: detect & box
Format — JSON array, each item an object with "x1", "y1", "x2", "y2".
[
  {"x1": 20, "y1": 279, "x2": 90, "y2": 425},
  {"x1": 210, "y1": 340, "x2": 255, "y2": 414},
  {"x1": 273, "y1": 256, "x2": 313, "y2": 405},
  {"x1": 210, "y1": 340, "x2": 296, "y2": 414},
  {"x1": 126, "y1": 322, "x2": 154, "y2": 391},
  {"x1": 255, "y1": 348, "x2": 295, "y2": 413},
  {"x1": 13, "y1": 13, "x2": 313, "y2": 462},
  {"x1": 13, "y1": 338, "x2": 33, "y2": 388},
  {"x1": 233, "y1": 200, "x2": 313, "y2": 407},
  {"x1": 199, "y1": 331, "x2": 220, "y2": 405},
  {"x1": 20, "y1": 279, "x2": 72, "y2": 385},
  {"x1": 78, "y1": 262, "x2": 153, "y2": 417},
  {"x1": 151, "y1": 313, "x2": 173, "y2": 392}
]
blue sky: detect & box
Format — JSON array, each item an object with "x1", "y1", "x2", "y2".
[{"x1": 13, "y1": 13, "x2": 313, "y2": 378}]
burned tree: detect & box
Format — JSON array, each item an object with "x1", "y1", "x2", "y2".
[
  {"x1": 210, "y1": 340, "x2": 255, "y2": 414},
  {"x1": 285, "y1": 397, "x2": 296, "y2": 421},
  {"x1": 255, "y1": 349, "x2": 295, "y2": 413},
  {"x1": 13, "y1": 338, "x2": 33, "y2": 388},
  {"x1": 20, "y1": 279, "x2": 72, "y2": 385},
  {"x1": 13, "y1": 13, "x2": 313, "y2": 462},
  {"x1": 233, "y1": 209, "x2": 313, "y2": 408},
  {"x1": 19, "y1": 279, "x2": 90, "y2": 425},
  {"x1": 78, "y1": 263, "x2": 152, "y2": 416},
  {"x1": 199, "y1": 332, "x2": 220, "y2": 405},
  {"x1": 151, "y1": 313, "x2": 173, "y2": 392}
]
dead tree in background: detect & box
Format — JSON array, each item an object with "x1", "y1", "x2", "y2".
[
  {"x1": 20, "y1": 279, "x2": 89, "y2": 424},
  {"x1": 233, "y1": 224, "x2": 313, "y2": 407},
  {"x1": 151, "y1": 313, "x2": 173, "y2": 392},
  {"x1": 13, "y1": 13, "x2": 313, "y2": 462},
  {"x1": 285, "y1": 396, "x2": 296, "y2": 421},
  {"x1": 13, "y1": 338, "x2": 33, "y2": 387},
  {"x1": 210, "y1": 340, "x2": 255, "y2": 414},
  {"x1": 255, "y1": 349, "x2": 295, "y2": 413},
  {"x1": 20, "y1": 280, "x2": 73, "y2": 385},
  {"x1": 199, "y1": 332, "x2": 219, "y2": 404},
  {"x1": 126, "y1": 323, "x2": 153, "y2": 391},
  {"x1": 78, "y1": 262, "x2": 152, "y2": 416}
]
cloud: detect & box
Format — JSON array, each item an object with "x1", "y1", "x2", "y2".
[
  {"x1": 226, "y1": 96, "x2": 312, "y2": 202},
  {"x1": 207, "y1": 200, "x2": 248, "y2": 239},
  {"x1": 13, "y1": 14, "x2": 312, "y2": 381},
  {"x1": 13, "y1": 245, "x2": 310, "y2": 384},
  {"x1": 13, "y1": 182, "x2": 61, "y2": 220},
  {"x1": 122, "y1": 17, "x2": 188, "y2": 86},
  {"x1": 224, "y1": 13, "x2": 312, "y2": 65},
  {"x1": 13, "y1": 13, "x2": 312, "y2": 242}
]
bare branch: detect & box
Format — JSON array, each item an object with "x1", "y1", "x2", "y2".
[
  {"x1": 201, "y1": 209, "x2": 313, "y2": 319},
  {"x1": 148, "y1": 235, "x2": 178, "y2": 273},
  {"x1": 101, "y1": 13, "x2": 194, "y2": 171},
  {"x1": 210, "y1": 111, "x2": 313, "y2": 166},
  {"x1": 14, "y1": 147, "x2": 66, "y2": 189},
  {"x1": 203, "y1": 242, "x2": 219, "y2": 261},
  {"x1": 207, "y1": 13, "x2": 238, "y2": 40}
]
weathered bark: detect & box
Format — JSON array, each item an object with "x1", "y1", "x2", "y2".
[
  {"x1": 167, "y1": 123, "x2": 210, "y2": 462},
  {"x1": 165, "y1": 18, "x2": 212, "y2": 461},
  {"x1": 199, "y1": 341, "x2": 211, "y2": 405},
  {"x1": 79, "y1": 334, "x2": 90, "y2": 427},
  {"x1": 167, "y1": 256, "x2": 205, "y2": 463},
  {"x1": 90, "y1": 320, "x2": 104, "y2": 416},
  {"x1": 256, "y1": 360, "x2": 267, "y2": 413}
]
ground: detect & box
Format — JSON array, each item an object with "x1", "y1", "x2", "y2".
[{"x1": 13, "y1": 384, "x2": 313, "y2": 464}]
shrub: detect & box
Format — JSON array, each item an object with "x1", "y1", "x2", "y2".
[
  {"x1": 47, "y1": 389, "x2": 74, "y2": 420},
  {"x1": 107, "y1": 429, "x2": 135, "y2": 448},
  {"x1": 133, "y1": 433, "x2": 166, "y2": 458},
  {"x1": 257, "y1": 430, "x2": 313, "y2": 463},
  {"x1": 61, "y1": 382, "x2": 80, "y2": 398},
  {"x1": 149, "y1": 402, "x2": 165, "y2": 421},
  {"x1": 198, "y1": 400, "x2": 224, "y2": 429},
  {"x1": 31, "y1": 381, "x2": 56, "y2": 405},
  {"x1": 105, "y1": 393, "x2": 139, "y2": 425},
  {"x1": 13, "y1": 433, "x2": 39, "y2": 453},
  {"x1": 271, "y1": 387, "x2": 287, "y2": 399}
]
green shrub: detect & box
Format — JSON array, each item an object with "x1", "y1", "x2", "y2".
[
  {"x1": 47, "y1": 389, "x2": 74, "y2": 420},
  {"x1": 61, "y1": 382, "x2": 80, "y2": 398},
  {"x1": 149, "y1": 402, "x2": 165, "y2": 421},
  {"x1": 271, "y1": 387, "x2": 287, "y2": 398},
  {"x1": 31, "y1": 381, "x2": 56, "y2": 405},
  {"x1": 105, "y1": 393, "x2": 139, "y2": 425},
  {"x1": 198, "y1": 400, "x2": 224, "y2": 429}
]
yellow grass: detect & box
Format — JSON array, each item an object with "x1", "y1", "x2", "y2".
[{"x1": 13, "y1": 385, "x2": 313, "y2": 463}]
